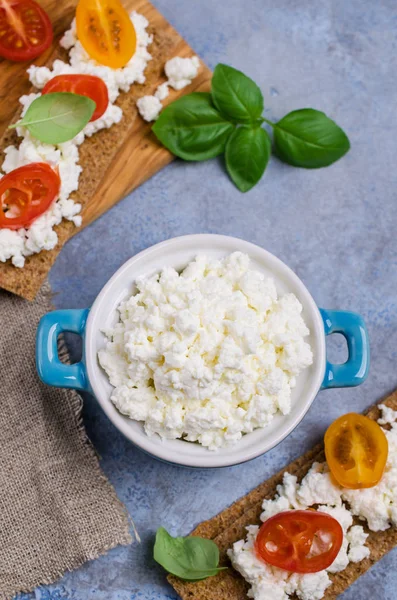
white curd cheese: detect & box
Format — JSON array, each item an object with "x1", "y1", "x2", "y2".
[
  {"x1": 0, "y1": 112, "x2": 82, "y2": 267},
  {"x1": 229, "y1": 472, "x2": 370, "y2": 600},
  {"x1": 98, "y1": 252, "x2": 313, "y2": 450},
  {"x1": 1, "y1": 12, "x2": 152, "y2": 268},
  {"x1": 260, "y1": 406, "x2": 397, "y2": 533},
  {"x1": 165, "y1": 55, "x2": 200, "y2": 90},
  {"x1": 136, "y1": 54, "x2": 200, "y2": 122},
  {"x1": 377, "y1": 403, "x2": 397, "y2": 426},
  {"x1": 228, "y1": 404, "x2": 397, "y2": 599},
  {"x1": 135, "y1": 81, "x2": 170, "y2": 123},
  {"x1": 341, "y1": 405, "x2": 397, "y2": 531},
  {"x1": 229, "y1": 519, "x2": 368, "y2": 600},
  {"x1": 136, "y1": 95, "x2": 163, "y2": 122},
  {"x1": 154, "y1": 82, "x2": 170, "y2": 101},
  {"x1": 0, "y1": 229, "x2": 26, "y2": 268},
  {"x1": 286, "y1": 408, "x2": 397, "y2": 533},
  {"x1": 29, "y1": 12, "x2": 153, "y2": 104}
]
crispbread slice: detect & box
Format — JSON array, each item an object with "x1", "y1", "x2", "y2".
[
  {"x1": 0, "y1": 0, "x2": 212, "y2": 300},
  {"x1": 169, "y1": 390, "x2": 397, "y2": 600}
]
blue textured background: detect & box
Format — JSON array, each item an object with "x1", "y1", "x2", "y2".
[{"x1": 20, "y1": 0, "x2": 397, "y2": 598}]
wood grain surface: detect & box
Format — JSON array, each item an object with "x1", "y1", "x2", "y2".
[{"x1": 0, "y1": 0, "x2": 212, "y2": 300}]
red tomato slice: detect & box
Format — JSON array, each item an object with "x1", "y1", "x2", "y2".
[
  {"x1": 0, "y1": 0, "x2": 53, "y2": 62},
  {"x1": 255, "y1": 510, "x2": 343, "y2": 573},
  {"x1": 42, "y1": 74, "x2": 109, "y2": 122},
  {"x1": 0, "y1": 163, "x2": 60, "y2": 230}
]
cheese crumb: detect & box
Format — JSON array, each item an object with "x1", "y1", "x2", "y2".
[
  {"x1": 377, "y1": 403, "x2": 397, "y2": 426},
  {"x1": 154, "y1": 82, "x2": 170, "y2": 101},
  {"x1": 135, "y1": 55, "x2": 200, "y2": 122},
  {"x1": 136, "y1": 95, "x2": 163, "y2": 122},
  {"x1": 165, "y1": 55, "x2": 200, "y2": 90},
  {"x1": 229, "y1": 471, "x2": 370, "y2": 600}
]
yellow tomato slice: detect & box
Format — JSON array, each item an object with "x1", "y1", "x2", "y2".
[
  {"x1": 324, "y1": 413, "x2": 388, "y2": 489},
  {"x1": 76, "y1": 0, "x2": 136, "y2": 69}
]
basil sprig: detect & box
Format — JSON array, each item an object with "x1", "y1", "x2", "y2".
[
  {"x1": 211, "y1": 64, "x2": 264, "y2": 124},
  {"x1": 153, "y1": 527, "x2": 227, "y2": 580},
  {"x1": 226, "y1": 126, "x2": 271, "y2": 192},
  {"x1": 272, "y1": 108, "x2": 350, "y2": 168},
  {"x1": 152, "y1": 63, "x2": 350, "y2": 192},
  {"x1": 10, "y1": 92, "x2": 96, "y2": 144},
  {"x1": 153, "y1": 93, "x2": 234, "y2": 161}
]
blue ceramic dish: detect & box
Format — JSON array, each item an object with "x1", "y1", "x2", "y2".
[{"x1": 36, "y1": 235, "x2": 370, "y2": 468}]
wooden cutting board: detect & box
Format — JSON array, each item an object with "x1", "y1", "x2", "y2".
[{"x1": 0, "y1": 0, "x2": 212, "y2": 300}]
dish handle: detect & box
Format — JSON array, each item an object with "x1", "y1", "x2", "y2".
[
  {"x1": 36, "y1": 309, "x2": 90, "y2": 392},
  {"x1": 320, "y1": 308, "x2": 370, "y2": 389}
]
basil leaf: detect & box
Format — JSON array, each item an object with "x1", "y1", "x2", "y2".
[
  {"x1": 273, "y1": 108, "x2": 350, "y2": 168},
  {"x1": 11, "y1": 92, "x2": 96, "y2": 144},
  {"x1": 225, "y1": 126, "x2": 271, "y2": 192},
  {"x1": 211, "y1": 64, "x2": 264, "y2": 124},
  {"x1": 152, "y1": 93, "x2": 234, "y2": 161},
  {"x1": 154, "y1": 527, "x2": 227, "y2": 580}
]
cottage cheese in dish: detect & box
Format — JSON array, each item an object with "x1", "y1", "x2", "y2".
[
  {"x1": 0, "y1": 12, "x2": 152, "y2": 268},
  {"x1": 228, "y1": 404, "x2": 397, "y2": 600},
  {"x1": 98, "y1": 252, "x2": 313, "y2": 450}
]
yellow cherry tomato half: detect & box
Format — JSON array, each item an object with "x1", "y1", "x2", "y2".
[
  {"x1": 324, "y1": 413, "x2": 388, "y2": 489},
  {"x1": 76, "y1": 0, "x2": 136, "y2": 69}
]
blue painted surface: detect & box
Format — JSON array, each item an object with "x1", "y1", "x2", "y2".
[{"x1": 28, "y1": 0, "x2": 397, "y2": 598}]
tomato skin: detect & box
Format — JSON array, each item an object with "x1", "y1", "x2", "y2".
[
  {"x1": 0, "y1": 0, "x2": 53, "y2": 62},
  {"x1": 255, "y1": 510, "x2": 343, "y2": 574},
  {"x1": 76, "y1": 0, "x2": 136, "y2": 69},
  {"x1": 42, "y1": 74, "x2": 109, "y2": 122},
  {"x1": 0, "y1": 163, "x2": 60, "y2": 230},
  {"x1": 325, "y1": 413, "x2": 388, "y2": 489}
]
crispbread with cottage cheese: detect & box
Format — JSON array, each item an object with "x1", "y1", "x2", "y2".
[
  {"x1": 168, "y1": 390, "x2": 397, "y2": 600},
  {"x1": 0, "y1": 0, "x2": 211, "y2": 301}
]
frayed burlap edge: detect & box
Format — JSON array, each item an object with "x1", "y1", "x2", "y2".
[{"x1": 0, "y1": 282, "x2": 134, "y2": 600}]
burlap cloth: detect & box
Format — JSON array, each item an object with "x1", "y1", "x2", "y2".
[{"x1": 0, "y1": 283, "x2": 132, "y2": 599}]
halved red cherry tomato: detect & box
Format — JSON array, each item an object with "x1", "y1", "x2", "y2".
[
  {"x1": 42, "y1": 74, "x2": 109, "y2": 122},
  {"x1": 255, "y1": 510, "x2": 343, "y2": 573},
  {"x1": 325, "y1": 413, "x2": 388, "y2": 489},
  {"x1": 0, "y1": 163, "x2": 60, "y2": 230},
  {"x1": 76, "y1": 0, "x2": 136, "y2": 69},
  {"x1": 0, "y1": 0, "x2": 53, "y2": 62}
]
